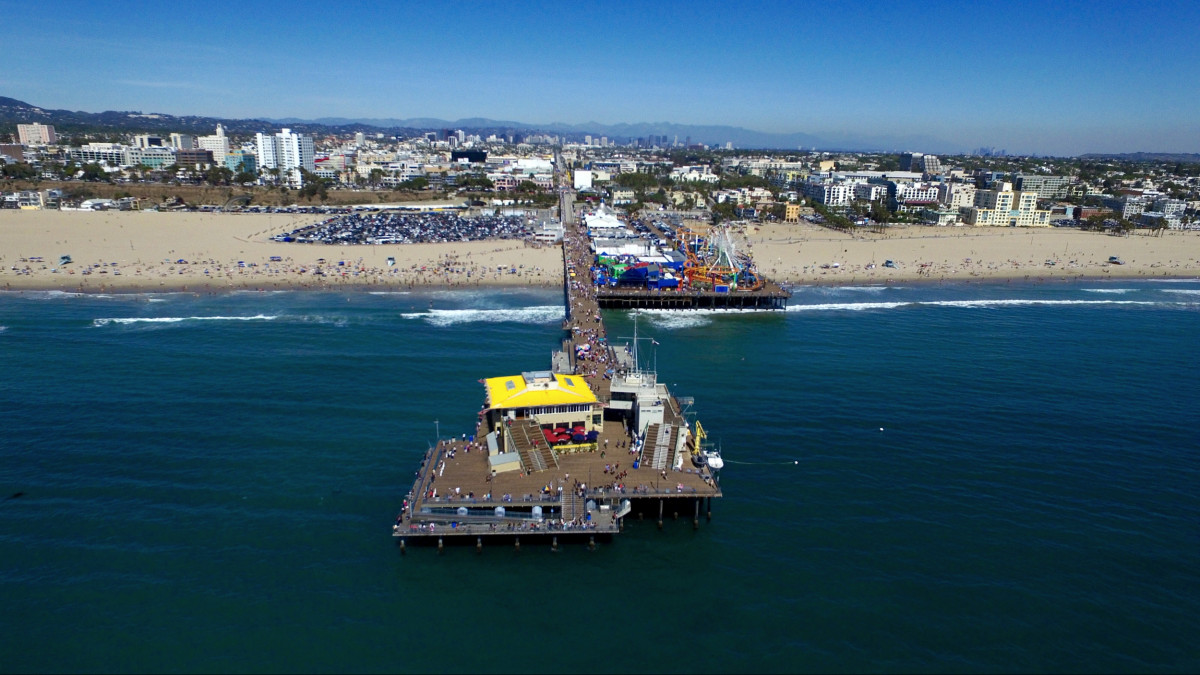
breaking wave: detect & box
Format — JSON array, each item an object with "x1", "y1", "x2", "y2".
[
  {"x1": 400, "y1": 305, "x2": 564, "y2": 327},
  {"x1": 93, "y1": 315, "x2": 278, "y2": 326},
  {"x1": 786, "y1": 299, "x2": 1170, "y2": 312}
]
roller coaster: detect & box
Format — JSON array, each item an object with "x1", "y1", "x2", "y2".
[{"x1": 679, "y1": 225, "x2": 764, "y2": 291}]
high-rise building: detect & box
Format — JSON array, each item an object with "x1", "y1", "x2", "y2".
[
  {"x1": 170, "y1": 133, "x2": 195, "y2": 150},
  {"x1": 197, "y1": 125, "x2": 230, "y2": 164},
  {"x1": 255, "y1": 128, "x2": 313, "y2": 184},
  {"x1": 17, "y1": 124, "x2": 56, "y2": 145},
  {"x1": 901, "y1": 152, "x2": 934, "y2": 172}
]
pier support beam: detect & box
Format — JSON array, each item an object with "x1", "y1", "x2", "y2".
[
  {"x1": 658, "y1": 500, "x2": 664, "y2": 530},
  {"x1": 514, "y1": 537, "x2": 520, "y2": 552},
  {"x1": 476, "y1": 537, "x2": 482, "y2": 554},
  {"x1": 399, "y1": 539, "x2": 406, "y2": 554},
  {"x1": 694, "y1": 498, "x2": 700, "y2": 530},
  {"x1": 437, "y1": 537, "x2": 444, "y2": 553},
  {"x1": 552, "y1": 536, "x2": 558, "y2": 552},
  {"x1": 589, "y1": 535, "x2": 596, "y2": 551},
  {"x1": 707, "y1": 497, "x2": 712, "y2": 521}
]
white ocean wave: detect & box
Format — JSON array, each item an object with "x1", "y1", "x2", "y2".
[
  {"x1": 788, "y1": 301, "x2": 910, "y2": 312},
  {"x1": 787, "y1": 299, "x2": 1164, "y2": 312},
  {"x1": 401, "y1": 305, "x2": 564, "y2": 327},
  {"x1": 1161, "y1": 289, "x2": 1200, "y2": 296},
  {"x1": 3, "y1": 290, "x2": 87, "y2": 299},
  {"x1": 1082, "y1": 288, "x2": 1135, "y2": 294},
  {"x1": 822, "y1": 286, "x2": 894, "y2": 293},
  {"x1": 641, "y1": 312, "x2": 713, "y2": 329},
  {"x1": 635, "y1": 307, "x2": 779, "y2": 329},
  {"x1": 93, "y1": 315, "x2": 278, "y2": 326}
]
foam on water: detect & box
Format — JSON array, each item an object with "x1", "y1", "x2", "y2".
[
  {"x1": 635, "y1": 307, "x2": 778, "y2": 330},
  {"x1": 786, "y1": 298, "x2": 1173, "y2": 312},
  {"x1": 93, "y1": 314, "x2": 278, "y2": 326},
  {"x1": 1082, "y1": 288, "x2": 1136, "y2": 294},
  {"x1": 1161, "y1": 288, "x2": 1200, "y2": 296},
  {"x1": 400, "y1": 305, "x2": 564, "y2": 327}
]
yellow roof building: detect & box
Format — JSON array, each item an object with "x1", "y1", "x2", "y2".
[{"x1": 484, "y1": 371, "x2": 597, "y2": 410}]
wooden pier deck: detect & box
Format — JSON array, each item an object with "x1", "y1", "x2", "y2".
[{"x1": 394, "y1": 191, "x2": 725, "y2": 550}]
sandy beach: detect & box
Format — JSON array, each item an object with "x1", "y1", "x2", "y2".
[
  {"x1": 2, "y1": 210, "x2": 1199, "y2": 293},
  {"x1": 746, "y1": 222, "x2": 1200, "y2": 284},
  {"x1": 0, "y1": 210, "x2": 564, "y2": 292}
]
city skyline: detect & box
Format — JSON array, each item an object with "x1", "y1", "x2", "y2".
[{"x1": 4, "y1": 0, "x2": 1198, "y2": 157}]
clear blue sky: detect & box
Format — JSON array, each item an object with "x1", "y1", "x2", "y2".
[{"x1": 5, "y1": 0, "x2": 1198, "y2": 156}]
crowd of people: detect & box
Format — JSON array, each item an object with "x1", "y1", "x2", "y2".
[{"x1": 274, "y1": 211, "x2": 533, "y2": 244}]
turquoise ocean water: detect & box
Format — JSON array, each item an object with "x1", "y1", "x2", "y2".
[{"x1": 1, "y1": 281, "x2": 1198, "y2": 673}]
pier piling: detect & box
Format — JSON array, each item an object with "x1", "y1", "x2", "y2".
[
  {"x1": 694, "y1": 499, "x2": 700, "y2": 529},
  {"x1": 658, "y1": 500, "x2": 664, "y2": 530},
  {"x1": 514, "y1": 537, "x2": 520, "y2": 552},
  {"x1": 476, "y1": 537, "x2": 482, "y2": 553}
]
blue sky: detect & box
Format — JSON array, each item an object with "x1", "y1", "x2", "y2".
[{"x1": 4, "y1": 0, "x2": 1198, "y2": 156}]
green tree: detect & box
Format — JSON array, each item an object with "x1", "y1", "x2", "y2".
[{"x1": 615, "y1": 172, "x2": 658, "y2": 191}]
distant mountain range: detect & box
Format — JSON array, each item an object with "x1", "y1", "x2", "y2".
[
  {"x1": 265, "y1": 115, "x2": 964, "y2": 153},
  {"x1": 0, "y1": 94, "x2": 959, "y2": 153},
  {"x1": 1078, "y1": 152, "x2": 1200, "y2": 163}
]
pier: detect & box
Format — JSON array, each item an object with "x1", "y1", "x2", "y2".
[
  {"x1": 394, "y1": 187, "x2": 727, "y2": 550},
  {"x1": 596, "y1": 284, "x2": 790, "y2": 310}
]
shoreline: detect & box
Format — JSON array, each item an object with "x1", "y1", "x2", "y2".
[{"x1": 4, "y1": 271, "x2": 1197, "y2": 297}]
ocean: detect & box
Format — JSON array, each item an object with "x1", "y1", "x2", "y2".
[{"x1": 1, "y1": 280, "x2": 1198, "y2": 673}]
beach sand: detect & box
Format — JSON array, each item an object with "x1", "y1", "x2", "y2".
[
  {"x1": 2, "y1": 210, "x2": 1199, "y2": 293},
  {"x1": 745, "y1": 222, "x2": 1200, "y2": 284},
  {"x1": 0, "y1": 210, "x2": 564, "y2": 292}
]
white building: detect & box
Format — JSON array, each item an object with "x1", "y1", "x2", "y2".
[
  {"x1": 802, "y1": 180, "x2": 856, "y2": 207},
  {"x1": 963, "y1": 182, "x2": 1051, "y2": 227},
  {"x1": 855, "y1": 183, "x2": 888, "y2": 203},
  {"x1": 573, "y1": 170, "x2": 593, "y2": 190},
  {"x1": 17, "y1": 123, "x2": 56, "y2": 145},
  {"x1": 170, "y1": 133, "x2": 195, "y2": 150},
  {"x1": 937, "y1": 182, "x2": 977, "y2": 209},
  {"x1": 255, "y1": 128, "x2": 314, "y2": 184},
  {"x1": 196, "y1": 124, "x2": 230, "y2": 162}
]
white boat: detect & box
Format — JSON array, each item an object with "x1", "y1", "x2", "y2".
[{"x1": 702, "y1": 450, "x2": 723, "y2": 471}]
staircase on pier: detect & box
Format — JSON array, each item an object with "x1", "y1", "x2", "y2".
[
  {"x1": 505, "y1": 420, "x2": 559, "y2": 474},
  {"x1": 641, "y1": 422, "x2": 675, "y2": 471}
]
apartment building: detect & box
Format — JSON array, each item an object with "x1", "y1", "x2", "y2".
[
  {"x1": 963, "y1": 182, "x2": 1051, "y2": 226},
  {"x1": 1014, "y1": 174, "x2": 1075, "y2": 200},
  {"x1": 17, "y1": 123, "x2": 56, "y2": 145}
]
